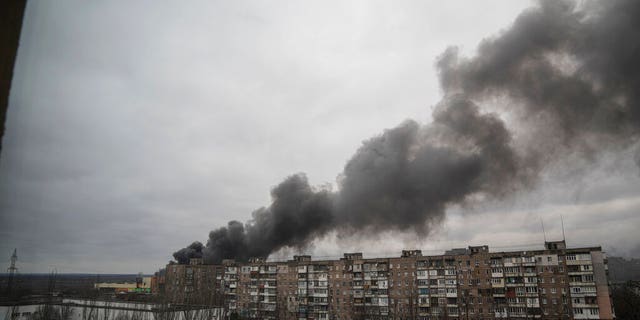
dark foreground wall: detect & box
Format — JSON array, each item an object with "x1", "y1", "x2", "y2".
[{"x1": 0, "y1": 0, "x2": 27, "y2": 155}]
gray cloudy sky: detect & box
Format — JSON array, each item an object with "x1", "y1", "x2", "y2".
[{"x1": 1, "y1": 0, "x2": 639, "y2": 273}]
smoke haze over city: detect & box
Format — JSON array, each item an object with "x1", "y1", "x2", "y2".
[
  {"x1": 173, "y1": 0, "x2": 640, "y2": 265},
  {"x1": 1, "y1": 0, "x2": 639, "y2": 273}
]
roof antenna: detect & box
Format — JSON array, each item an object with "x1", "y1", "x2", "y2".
[
  {"x1": 560, "y1": 215, "x2": 566, "y2": 243},
  {"x1": 540, "y1": 217, "x2": 547, "y2": 242}
]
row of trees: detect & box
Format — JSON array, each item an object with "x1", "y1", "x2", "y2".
[
  {"x1": 24, "y1": 299, "x2": 223, "y2": 320},
  {"x1": 4, "y1": 270, "x2": 224, "y2": 320},
  {"x1": 611, "y1": 281, "x2": 640, "y2": 320}
]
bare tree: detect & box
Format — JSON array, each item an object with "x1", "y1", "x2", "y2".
[{"x1": 81, "y1": 298, "x2": 99, "y2": 320}]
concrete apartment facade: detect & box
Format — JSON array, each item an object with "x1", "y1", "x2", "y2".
[
  {"x1": 165, "y1": 258, "x2": 225, "y2": 306},
  {"x1": 164, "y1": 241, "x2": 615, "y2": 320}
]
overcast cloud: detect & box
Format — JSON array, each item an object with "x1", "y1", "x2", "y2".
[{"x1": 1, "y1": 0, "x2": 639, "y2": 273}]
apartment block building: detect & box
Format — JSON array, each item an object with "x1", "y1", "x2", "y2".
[
  {"x1": 164, "y1": 258, "x2": 225, "y2": 305},
  {"x1": 165, "y1": 241, "x2": 614, "y2": 320}
]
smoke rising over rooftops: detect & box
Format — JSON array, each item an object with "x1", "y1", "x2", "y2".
[{"x1": 173, "y1": 0, "x2": 640, "y2": 264}]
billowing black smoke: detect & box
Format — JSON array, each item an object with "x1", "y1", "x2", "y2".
[
  {"x1": 173, "y1": 241, "x2": 203, "y2": 264},
  {"x1": 438, "y1": 0, "x2": 640, "y2": 155},
  {"x1": 174, "y1": 0, "x2": 640, "y2": 264}
]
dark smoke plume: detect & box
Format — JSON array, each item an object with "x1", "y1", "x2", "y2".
[
  {"x1": 172, "y1": 241, "x2": 203, "y2": 264},
  {"x1": 438, "y1": 0, "x2": 640, "y2": 154},
  {"x1": 174, "y1": 0, "x2": 640, "y2": 264}
]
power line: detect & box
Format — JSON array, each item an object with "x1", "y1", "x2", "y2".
[{"x1": 5, "y1": 248, "x2": 20, "y2": 320}]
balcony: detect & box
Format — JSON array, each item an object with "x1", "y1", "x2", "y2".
[
  {"x1": 310, "y1": 292, "x2": 329, "y2": 298},
  {"x1": 566, "y1": 259, "x2": 591, "y2": 266},
  {"x1": 573, "y1": 302, "x2": 599, "y2": 308},
  {"x1": 260, "y1": 269, "x2": 277, "y2": 274}
]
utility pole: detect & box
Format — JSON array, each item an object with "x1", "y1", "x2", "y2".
[
  {"x1": 6, "y1": 249, "x2": 17, "y2": 292},
  {"x1": 5, "y1": 249, "x2": 19, "y2": 320}
]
